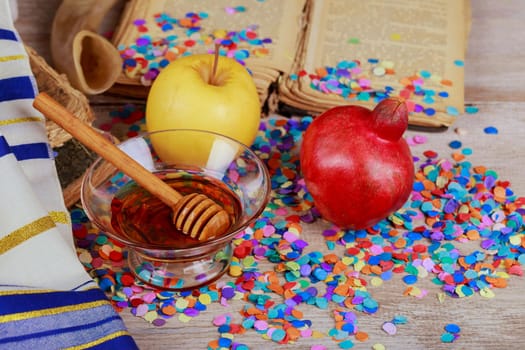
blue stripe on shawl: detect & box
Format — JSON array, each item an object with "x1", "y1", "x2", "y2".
[
  {"x1": 10, "y1": 142, "x2": 50, "y2": 160},
  {"x1": 0, "y1": 135, "x2": 11, "y2": 157},
  {"x1": 0, "y1": 28, "x2": 17, "y2": 41},
  {"x1": 0, "y1": 76, "x2": 35, "y2": 102},
  {"x1": 0, "y1": 314, "x2": 123, "y2": 344},
  {"x1": 0, "y1": 303, "x2": 139, "y2": 350},
  {"x1": 0, "y1": 288, "x2": 109, "y2": 316}
]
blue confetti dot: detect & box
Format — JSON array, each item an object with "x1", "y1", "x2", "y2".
[
  {"x1": 484, "y1": 126, "x2": 498, "y2": 134},
  {"x1": 402, "y1": 275, "x2": 418, "y2": 285},
  {"x1": 445, "y1": 323, "x2": 461, "y2": 333},
  {"x1": 462, "y1": 147, "x2": 473, "y2": 155},
  {"x1": 420, "y1": 70, "x2": 432, "y2": 78},
  {"x1": 465, "y1": 105, "x2": 479, "y2": 114},
  {"x1": 424, "y1": 108, "x2": 436, "y2": 116},
  {"x1": 454, "y1": 59, "x2": 465, "y2": 67},
  {"x1": 448, "y1": 140, "x2": 462, "y2": 149},
  {"x1": 446, "y1": 106, "x2": 459, "y2": 116}
]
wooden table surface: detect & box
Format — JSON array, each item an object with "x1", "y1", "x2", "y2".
[{"x1": 14, "y1": 1, "x2": 525, "y2": 349}]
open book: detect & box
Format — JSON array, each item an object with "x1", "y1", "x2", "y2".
[{"x1": 110, "y1": 0, "x2": 470, "y2": 129}]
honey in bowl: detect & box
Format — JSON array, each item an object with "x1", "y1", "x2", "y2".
[{"x1": 110, "y1": 170, "x2": 241, "y2": 248}]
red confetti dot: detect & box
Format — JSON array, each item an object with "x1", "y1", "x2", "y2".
[
  {"x1": 121, "y1": 273, "x2": 135, "y2": 286},
  {"x1": 130, "y1": 298, "x2": 144, "y2": 307},
  {"x1": 73, "y1": 225, "x2": 88, "y2": 239},
  {"x1": 234, "y1": 244, "x2": 252, "y2": 258},
  {"x1": 413, "y1": 244, "x2": 427, "y2": 253},
  {"x1": 246, "y1": 31, "x2": 257, "y2": 39},
  {"x1": 109, "y1": 250, "x2": 123, "y2": 261},
  {"x1": 423, "y1": 150, "x2": 438, "y2": 158}
]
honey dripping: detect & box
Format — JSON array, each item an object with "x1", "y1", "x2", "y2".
[{"x1": 110, "y1": 172, "x2": 241, "y2": 248}]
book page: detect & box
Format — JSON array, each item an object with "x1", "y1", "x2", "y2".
[
  {"x1": 112, "y1": 0, "x2": 307, "y2": 86},
  {"x1": 299, "y1": 0, "x2": 467, "y2": 115}
]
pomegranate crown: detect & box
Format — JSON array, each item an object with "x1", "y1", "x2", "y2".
[{"x1": 371, "y1": 97, "x2": 408, "y2": 141}]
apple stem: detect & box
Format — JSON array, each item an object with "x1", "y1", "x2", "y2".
[{"x1": 210, "y1": 43, "x2": 220, "y2": 85}]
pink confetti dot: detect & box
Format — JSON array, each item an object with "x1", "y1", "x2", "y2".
[{"x1": 382, "y1": 321, "x2": 397, "y2": 335}]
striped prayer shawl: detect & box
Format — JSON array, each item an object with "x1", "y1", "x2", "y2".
[
  {"x1": 0, "y1": 2, "x2": 138, "y2": 348},
  {"x1": 0, "y1": 288, "x2": 136, "y2": 349}
]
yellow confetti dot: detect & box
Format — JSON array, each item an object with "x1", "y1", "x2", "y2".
[
  {"x1": 430, "y1": 74, "x2": 442, "y2": 83},
  {"x1": 229, "y1": 265, "x2": 243, "y2": 277},
  {"x1": 416, "y1": 265, "x2": 428, "y2": 278},
  {"x1": 350, "y1": 81, "x2": 361, "y2": 89},
  {"x1": 408, "y1": 286, "x2": 422, "y2": 297},
  {"x1": 509, "y1": 235, "x2": 521, "y2": 246},
  {"x1": 354, "y1": 260, "x2": 365, "y2": 272},
  {"x1": 381, "y1": 60, "x2": 395, "y2": 69},
  {"x1": 312, "y1": 330, "x2": 325, "y2": 339},
  {"x1": 437, "y1": 292, "x2": 446, "y2": 303},
  {"x1": 213, "y1": 29, "x2": 227, "y2": 38},
  {"x1": 480, "y1": 287, "x2": 495, "y2": 298},
  {"x1": 373, "y1": 343, "x2": 386, "y2": 350},
  {"x1": 373, "y1": 66, "x2": 386, "y2": 76},
  {"x1": 371, "y1": 277, "x2": 383, "y2": 287},
  {"x1": 175, "y1": 298, "x2": 189, "y2": 309},
  {"x1": 178, "y1": 314, "x2": 193, "y2": 323},
  {"x1": 342, "y1": 256, "x2": 355, "y2": 265},
  {"x1": 390, "y1": 33, "x2": 402, "y2": 41},
  {"x1": 242, "y1": 256, "x2": 256, "y2": 267},
  {"x1": 144, "y1": 311, "x2": 157, "y2": 322},
  {"x1": 455, "y1": 285, "x2": 466, "y2": 297},
  {"x1": 288, "y1": 226, "x2": 301, "y2": 235},
  {"x1": 389, "y1": 215, "x2": 403, "y2": 226},
  {"x1": 495, "y1": 271, "x2": 510, "y2": 278},
  {"x1": 222, "y1": 333, "x2": 234, "y2": 340},
  {"x1": 199, "y1": 293, "x2": 212, "y2": 305}
]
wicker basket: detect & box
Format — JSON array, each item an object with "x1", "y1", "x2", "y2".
[{"x1": 26, "y1": 45, "x2": 95, "y2": 148}]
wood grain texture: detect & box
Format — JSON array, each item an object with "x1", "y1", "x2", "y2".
[{"x1": 13, "y1": 1, "x2": 525, "y2": 349}]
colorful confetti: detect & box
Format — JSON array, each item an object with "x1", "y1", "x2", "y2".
[
  {"x1": 117, "y1": 10, "x2": 273, "y2": 86},
  {"x1": 72, "y1": 105, "x2": 524, "y2": 349},
  {"x1": 289, "y1": 52, "x2": 466, "y2": 120},
  {"x1": 441, "y1": 323, "x2": 461, "y2": 343}
]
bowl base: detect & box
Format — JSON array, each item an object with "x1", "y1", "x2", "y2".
[{"x1": 128, "y1": 244, "x2": 232, "y2": 291}]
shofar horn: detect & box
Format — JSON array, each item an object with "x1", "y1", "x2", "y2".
[{"x1": 51, "y1": 0, "x2": 122, "y2": 95}]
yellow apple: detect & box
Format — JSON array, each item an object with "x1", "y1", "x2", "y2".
[{"x1": 145, "y1": 53, "x2": 261, "y2": 148}]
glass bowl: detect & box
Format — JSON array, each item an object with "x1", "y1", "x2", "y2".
[{"x1": 81, "y1": 129, "x2": 270, "y2": 290}]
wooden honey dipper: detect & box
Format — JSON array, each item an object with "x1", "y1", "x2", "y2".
[{"x1": 34, "y1": 93, "x2": 231, "y2": 241}]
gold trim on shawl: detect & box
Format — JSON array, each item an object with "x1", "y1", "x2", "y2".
[
  {"x1": 0, "y1": 54, "x2": 26, "y2": 62},
  {"x1": 0, "y1": 116, "x2": 44, "y2": 126},
  {"x1": 49, "y1": 211, "x2": 71, "y2": 225},
  {"x1": 0, "y1": 216, "x2": 55, "y2": 254}
]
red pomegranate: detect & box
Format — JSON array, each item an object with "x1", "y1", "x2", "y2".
[{"x1": 300, "y1": 98, "x2": 414, "y2": 230}]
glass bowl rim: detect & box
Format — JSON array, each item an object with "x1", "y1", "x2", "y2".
[{"x1": 80, "y1": 128, "x2": 271, "y2": 254}]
